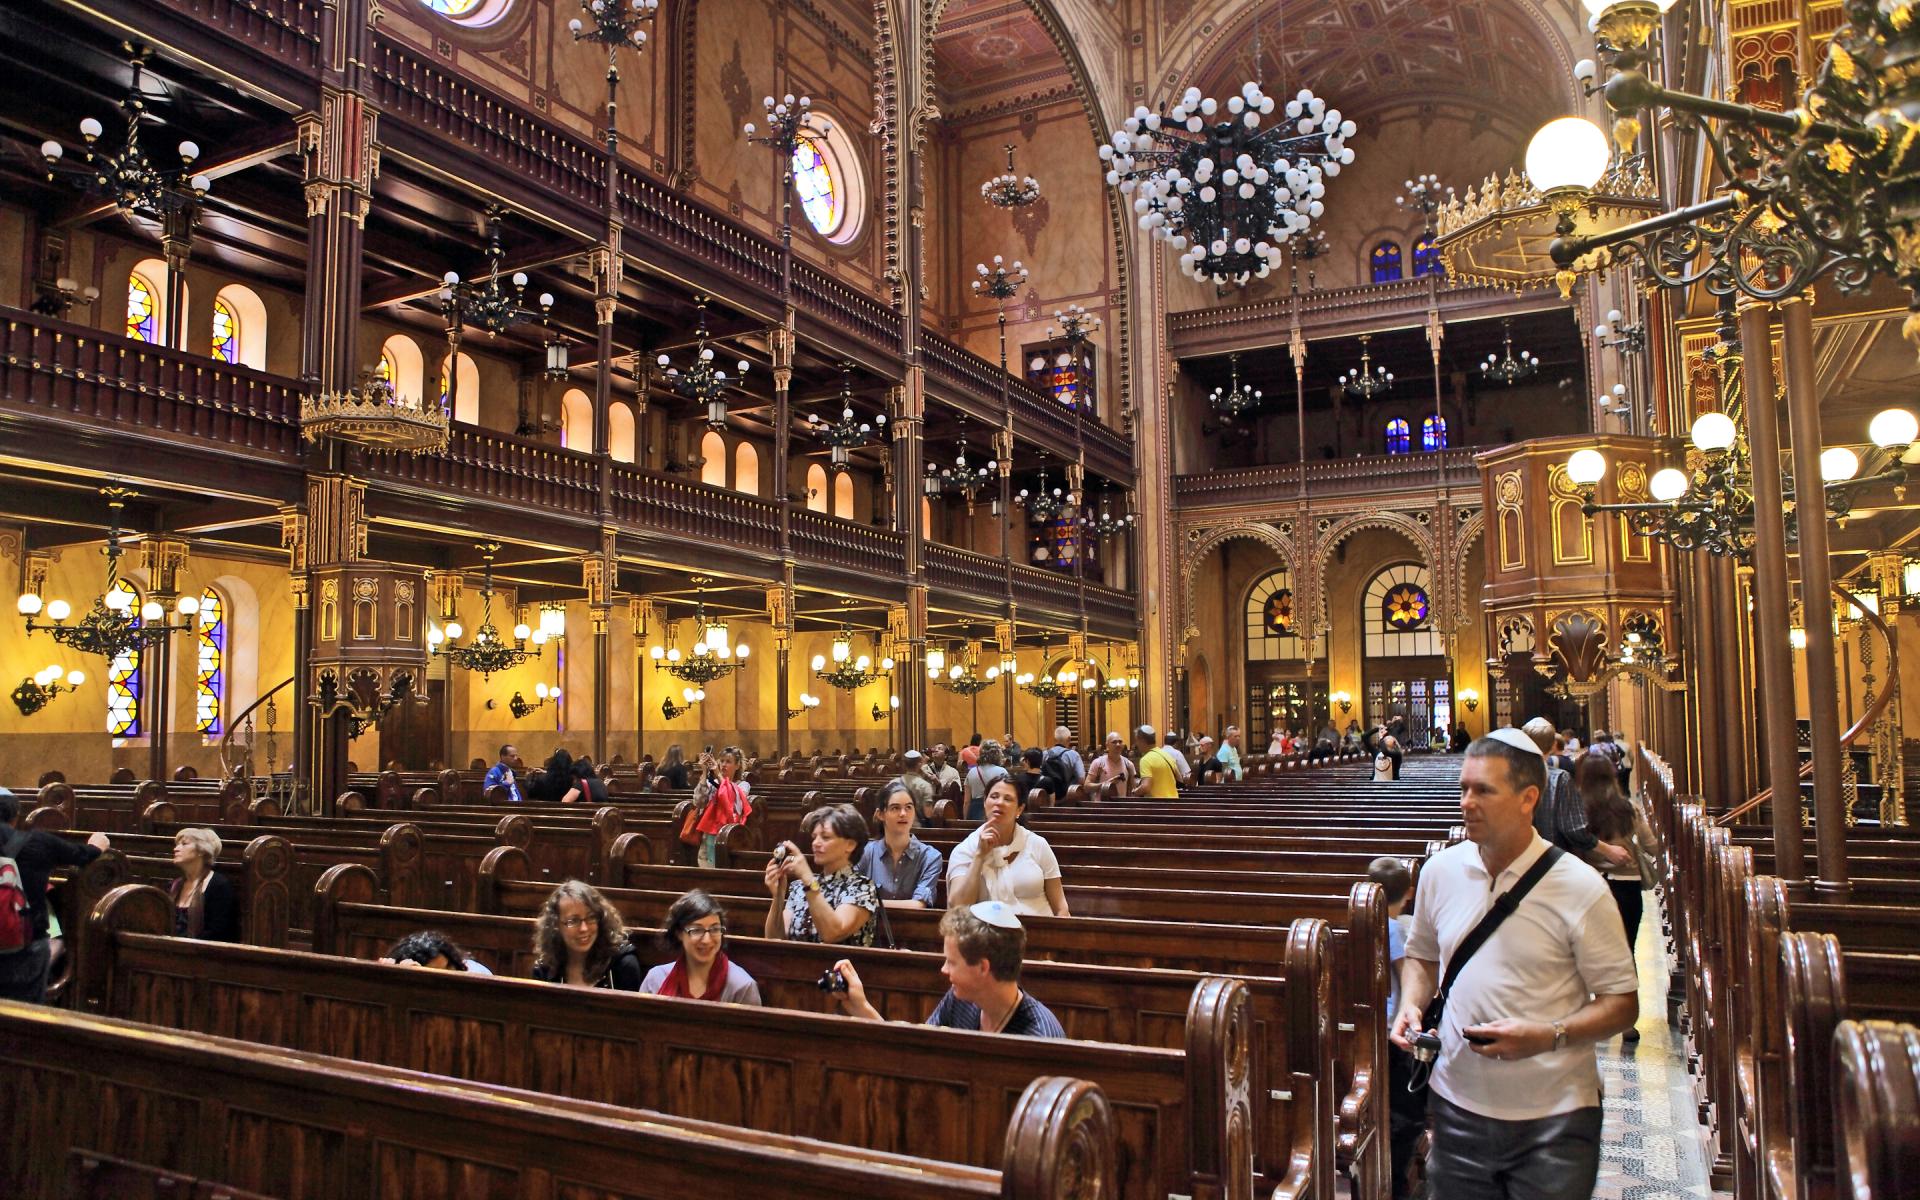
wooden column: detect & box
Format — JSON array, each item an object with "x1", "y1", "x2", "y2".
[
  {"x1": 1736, "y1": 300, "x2": 1808, "y2": 884},
  {"x1": 1691, "y1": 551, "x2": 1726, "y2": 806},
  {"x1": 1713, "y1": 553, "x2": 1751, "y2": 806},
  {"x1": 141, "y1": 539, "x2": 189, "y2": 783},
  {"x1": 1780, "y1": 295, "x2": 1849, "y2": 894}
]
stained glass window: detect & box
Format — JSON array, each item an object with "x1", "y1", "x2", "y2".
[
  {"x1": 107, "y1": 579, "x2": 142, "y2": 738},
  {"x1": 439, "y1": 358, "x2": 451, "y2": 417},
  {"x1": 127, "y1": 273, "x2": 157, "y2": 342},
  {"x1": 1412, "y1": 237, "x2": 1445, "y2": 278},
  {"x1": 1370, "y1": 241, "x2": 1403, "y2": 284},
  {"x1": 211, "y1": 297, "x2": 240, "y2": 364},
  {"x1": 196, "y1": 586, "x2": 226, "y2": 736},
  {"x1": 792, "y1": 136, "x2": 841, "y2": 237},
  {"x1": 1385, "y1": 418, "x2": 1411, "y2": 454},
  {"x1": 1363, "y1": 563, "x2": 1443, "y2": 657},
  {"x1": 1246, "y1": 569, "x2": 1322, "y2": 662},
  {"x1": 377, "y1": 348, "x2": 398, "y2": 388},
  {"x1": 1383, "y1": 583, "x2": 1430, "y2": 630},
  {"x1": 424, "y1": 0, "x2": 484, "y2": 14},
  {"x1": 1422, "y1": 415, "x2": 1448, "y2": 451}
]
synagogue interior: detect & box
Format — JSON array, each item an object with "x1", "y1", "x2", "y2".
[{"x1": 1, "y1": 0, "x2": 1918, "y2": 1193}]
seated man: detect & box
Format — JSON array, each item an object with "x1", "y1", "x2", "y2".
[
  {"x1": 381, "y1": 929, "x2": 494, "y2": 975},
  {"x1": 828, "y1": 901, "x2": 1064, "y2": 1037}
]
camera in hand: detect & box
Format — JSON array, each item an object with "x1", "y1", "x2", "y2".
[
  {"x1": 816, "y1": 968, "x2": 848, "y2": 993},
  {"x1": 772, "y1": 844, "x2": 792, "y2": 865},
  {"x1": 1409, "y1": 1029, "x2": 1443, "y2": 1064}
]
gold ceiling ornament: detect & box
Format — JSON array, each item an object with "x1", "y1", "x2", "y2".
[
  {"x1": 1432, "y1": 159, "x2": 1659, "y2": 293},
  {"x1": 302, "y1": 370, "x2": 449, "y2": 454}
]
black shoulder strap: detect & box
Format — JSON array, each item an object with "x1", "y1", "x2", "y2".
[{"x1": 1425, "y1": 846, "x2": 1564, "y2": 1026}]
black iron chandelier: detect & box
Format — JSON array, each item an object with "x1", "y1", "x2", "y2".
[
  {"x1": 1079, "y1": 491, "x2": 1136, "y2": 539},
  {"x1": 1101, "y1": 82, "x2": 1355, "y2": 285},
  {"x1": 1015, "y1": 641, "x2": 1076, "y2": 700},
  {"x1": 1079, "y1": 649, "x2": 1141, "y2": 703},
  {"x1": 1209, "y1": 352, "x2": 1263, "y2": 421},
  {"x1": 925, "y1": 432, "x2": 997, "y2": 513},
  {"x1": 1395, "y1": 173, "x2": 1452, "y2": 226},
  {"x1": 743, "y1": 92, "x2": 833, "y2": 162},
  {"x1": 440, "y1": 210, "x2": 554, "y2": 338},
  {"x1": 17, "y1": 488, "x2": 198, "y2": 661},
  {"x1": 656, "y1": 298, "x2": 750, "y2": 430},
  {"x1": 1479, "y1": 319, "x2": 1540, "y2": 386},
  {"x1": 568, "y1": 0, "x2": 658, "y2": 52},
  {"x1": 811, "y1": 614, "x2": 894, "y2": 691},
  {"x1": 1338, "y1": 334, "x2": 1394, "y2": 400},
  {"x1": 805, "y1": 362, "x2": 885, "y2": 472},
  {"x1": 647, "y1": 577, "x2": 747, "y2": 685},
  {"x1": 11, "y1": 665, "x2": 85, "y2": 719},
  {"x1": 1047, "y1": 304, "x2": 1102, "y2": 347},
  {"x1": 1016, "y1": 465, "x2": 1072, "y2": 523},
  {"x1": 430, "y1": 545, "x2": 543, "y2": 679},
  {"x1": 39, "y1": 48, "x2": 212, "y2": 222},
  {"x1": 980, "y1": 143, "x2": 1041, "y2": 209},
  {"x1": 927, "y1": 643, "x2": 1000, "y2": 696}
]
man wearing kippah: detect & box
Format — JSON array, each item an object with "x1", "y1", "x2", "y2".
[
  {"x1": 829, "y1": 900, "x2": 1065, "y2": 1038},
  {"x1": 1389, "y1": 729, "x2": 1638, "y2": 1200}
]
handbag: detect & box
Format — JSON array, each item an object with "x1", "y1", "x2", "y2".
[
  {"x1": 1415, "y1": 845, "x2": 1565, "y2": 1076},
  {"x1": 677, "y1": 803, "x2": 703, "y2": 847}
]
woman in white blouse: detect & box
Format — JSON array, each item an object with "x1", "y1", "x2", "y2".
[{"x1": 946, "y1": 777, "x2": 1069, "y2": 918}]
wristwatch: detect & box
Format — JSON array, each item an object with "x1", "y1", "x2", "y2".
[
  {"x1": 804, "y1": 879, "x2": 823, "y2": 896},
  {"x1": 1551, "y1": 1019, "x2": 1567, "y2": 1051}
]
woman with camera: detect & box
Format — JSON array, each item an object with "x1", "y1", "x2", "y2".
[
  {"x1": 762, "y1": 803, "x2": 878, "y2": 946},
  {"x1": 691, "y1": 748, "x2": 752, "y2": 868},
  {"x1": 640, "y1": 889, "x2": 762, "y2": 1004},
  {"x1": 946, "y1": 777, "x2": 1068, "y2": 918},
  {"x1": 529, "y1": 879, "x2": 644, "y2": 990}
]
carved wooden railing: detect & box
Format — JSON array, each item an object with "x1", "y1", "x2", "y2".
[
  {"x1": 146, "y1": 0, "x2": 323, "y2": 66},
  {"x1": 1166, "y1": 277, "x2": 1571, "y2": 356},
  {"x1": 790, "y1": 260, "x2": 904, "y2": 354},
  {"x1": 789, "y1": 509, "x2": 906, "y2": 578},
  {"x1": 1009, "y1": 562, "x2": 1069, "y2": 613},
  {"x1": 0, "y1": 306, "x2": 304, "y2": 457},
  {"x1": 365, "y1": 426, "x2": 601, "y2": 515},
  {"x1": 1174, "y1": 449, "x2": 1482, "y2": 508},
  {"x1": 1083, "y1": 581, "x2": 1140, "y2": 629},
  {"x1": 607, "y1": 464, "x2": 781, "y2": 551},
  {"x1": 924, "y1": 542, "x2": 1011, "y2": 600},
  {"x1": 615, "y1": 166, "x2": 784, "y2": 297}
]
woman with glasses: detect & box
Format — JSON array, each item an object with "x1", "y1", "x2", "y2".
[
  {"x1": 640, "y1": 890, "x2": 762, "y2": 1004},
  {"x1": 529, "y1": 879, "x2": 644, "y2": 990}
]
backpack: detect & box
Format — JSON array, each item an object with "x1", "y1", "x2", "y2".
[
  {"x1": 0, "y1": 831, "x2": 33, "y2": 954},
  {"x1": 1038, "y1": 747, "x2": 1073, "y2": 795}
]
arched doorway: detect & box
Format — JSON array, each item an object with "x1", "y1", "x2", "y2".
[
  {"x1": 1243, "y1": 567, "x2": 1326, "y2": 745},
  {"x1": 1360, "y1": 562, "x2": 1449, "y2": 748}
]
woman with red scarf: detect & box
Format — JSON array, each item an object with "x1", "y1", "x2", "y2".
[
  {"x1": 691, "y1": 748, "x2": 752, "y2": 868},
  {"x1": 640, "y1": 890, "x2": 762, "y2": 1004}
]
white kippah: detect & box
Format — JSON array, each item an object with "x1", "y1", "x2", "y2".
[
  {"x1": 1485, "y1": 726, "x2": 1546, "y2": 757},
  {"x1": 969, "y1": 900, "x2": 1023, "y2": 929}
]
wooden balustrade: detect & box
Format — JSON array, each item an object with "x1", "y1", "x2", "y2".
[
  {"x1": 616, "y1": 169, "x2": 785, "y2": 298},
  {"x1": 1084, "y1": 581, "x2": 1140, "y2": 629},
  {"x1": 1009, "y1": 561, "x2": 1068, "y2": 612},
  {"x1": 791, "y1": 260, "x2": 905, "y2": 353},
  {"x1": 148, "y1": 0, "x2": 322, "y2": 68},
  {"x1": 1174, "y1": 449, "x2": 1481, "y2": 509},
  {"x1": 0, "y1": 306, "x2": 303, "y2": 459},
  {"x1": 1167, "y1": 277, "x2": 1571, "y2": 357},
  {"x1": 364, "y1": 426, "x2": 602, "y2": 515},
  {"x1": 789, "y1": 508, "x2": 907, "y2": 577},
  {"x1": 924, "y1": 542, "x2": 1011, "y2": 601},
  {"x1": 608, "y1": 464, "x2": 782, "y2": 551}
]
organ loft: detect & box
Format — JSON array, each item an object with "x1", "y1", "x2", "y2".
[{"x1": 0, "y1": 0, "x2": 1916, "y2": 1194}]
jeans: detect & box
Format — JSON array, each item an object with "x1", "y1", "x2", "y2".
[
  {"x1": 1387, "y1": 1044, "x2": 1430, "y2": 1200},
  {"x1": 1608, "y1": 880, "x2": 1644, "y2": 959},
  {"x1": 0, "y1": 939, "x2": 53, "y2": 1004},
  {"x1": 697, "y1": 833, "x2": 718, "y2": 868},
  {"x1": 1426, "y1": 1092, "x2": 1602, "y2": 1200}
]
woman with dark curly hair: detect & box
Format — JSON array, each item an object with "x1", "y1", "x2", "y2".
[
  {"x1": 529, "y1": 879, "x2": 644, "y2": 990},
  {"x1": 640, "y1": 890, "x2": 761, "y2": 1004}
]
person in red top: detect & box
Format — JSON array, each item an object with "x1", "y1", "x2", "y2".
[{"x1": 691, "y1": 748, "x2": 752, "y2": 867}]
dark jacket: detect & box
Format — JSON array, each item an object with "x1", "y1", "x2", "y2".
[
  {"x1": 1532, "y1": 767, "x2": 1599, "y2": 854},
  {"x1": 2, "y1": 826, "x2": 103, "y2": 941},
  {"x1": 531, "y1": 943, "x2": 645, "y2": 991},
  {"x1": 169, "y1": 871, "x2": 241, "y2": 943}
]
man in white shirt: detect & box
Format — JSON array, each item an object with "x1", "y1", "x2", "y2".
[
  {"x1": 1160, "y1": 730, "x2": 1195, "y2": 783},
  {"x1": 1389, "y1": 728, "x2": 1638, "y2": 1200}
]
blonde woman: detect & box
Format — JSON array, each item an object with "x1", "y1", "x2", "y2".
[
  {"x1": 529, "y1": 879, "x2": 643, "y2": 990},
  {"x1": 170, "y1": 827, "x2": 239, "y2": 942}
]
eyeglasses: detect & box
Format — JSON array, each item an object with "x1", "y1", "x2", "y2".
[
  {"x1": 683, "y1": 924, "x2": 725, "y2": 941},
  {"x1": 560, "y1": 915, "x2": 599, "y2": 931}
]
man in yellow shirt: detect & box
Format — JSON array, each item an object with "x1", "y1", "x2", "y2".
[{"x1": 1134, "y1": 725, "x2": 1182, "y2": 799}]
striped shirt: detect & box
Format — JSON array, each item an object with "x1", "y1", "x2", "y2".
[{"x1": 926, "y1": 989, "x2": 1065, "y2": 1038}]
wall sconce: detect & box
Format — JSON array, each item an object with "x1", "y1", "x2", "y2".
[
  {"x1": 787, "y1": 692, "x2": 821, "y2": 720},
  {"x1": 871, "y1": 695, "x2": 899, "y2": 722},
  {"x1": 663, "y1": 686, "x2": 705, "y2": 720},
  {"x1": 1332, "y1": 690, "x2": 1353, "y2": 714},
  {"x1": 1458, "y1": 688, "x2": 1480, "y2": 712},
  {"x1": 11, "y1": 665, "x2": 84, "y2": 717},
  {"x1": 508, "y1": 682, "x2": 561, "y2": 719}
]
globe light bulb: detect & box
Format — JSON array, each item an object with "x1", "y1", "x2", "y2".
[
  {"x1": 16, "y1": 594, "x2": 41, "y2": 616},
  {"x1": 513, "y1": 623, "x2": 532, "y2": 641},
  {"x1": 1524, "y1": 116, "x2": 1611, "y2": 193},
  {"x1": 177, "y1": 595, "x2": 199, "y2": 615},
  {"x1": 66, "y1": 670, "x2": 85, "y2": 687},
  {"x1": 429, "y1": 627, "x2": 445, "y2": 646},
  {"x1": 1820, "y1": 446, "x2": 1860, "y2": 482},
  {"x1": 103, "y1": 590, "x2": 132, "y2": 612},
  {"x1": 1869, "y1": 407, "x2": 1918, "y2": 449},
  {"x1": 535, "y1": 683, "x2": 549, "y2": 699},
  {"x1": 650, "y1": 645, "x2": 664, "y2": 660},
  {"x1": 141, "y1": 600, "x2": 164, "y2": 621},
  {"x1": 811, "y1": 654, "x2": 826, "y2": 671},
  {"x1": 1649, "y1": 468, "x2": 1690, "y2": 502},
  {"x1": 445, "y1": 622, "x2": 463, "y2": 640},
  {"x1": 1566, "y1": 448, "x2": 1607, "y2": 486},
  {"x1": 1690, "y1": 411, "x2": 1738, "y2": 453}
]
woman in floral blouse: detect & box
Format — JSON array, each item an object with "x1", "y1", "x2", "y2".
[{"x1": 762, "y1": 803, "x2": 879, "y2": 946}]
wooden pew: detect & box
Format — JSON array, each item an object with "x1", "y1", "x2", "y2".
[
  {"x1": 82, "y1": 883, "x2": 1259, "y2": 1200},
  {"x1": 269, "y1": 806, "x2": 624, "y2": 890},
  {"x1": 0, "y1": 1002, "x2": 1116, "y2": 1200},
  {"x1": 20, "y1": 776, "x2": 249, "y2": 832},
  {"x1": 1832, "y1": 1019, "x2": 1920, "y2": 1200},
  {"x1": 49, "y1": 832, "x2": 291, "y2": 947}
]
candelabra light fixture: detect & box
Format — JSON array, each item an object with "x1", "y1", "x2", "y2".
[
  {"x1": 11, "y1": 665, "x2": 86, "y2": 718},
  {"x1": 743, "y1": 92, "x2": 833, "y2": 161},
  {"x1": 1016, "y1": 642, "x2": 1077, "y2": 700},
  {"x1": 972, "y1": 255, "x2": 1028, "y2": 373},
  {"x1": 1338, "y1": 335, "x2": 1394, "y2": 400},
  {"x1": 871, "y1": 696, "x2": 899, "y2": 723},
  {"x1": 812, "y1": 612, "x2": 894, "y2": 691},
  {"x1": 1458, "y1": 687, "x2": 1480, "y2": 713},
  {"x1": 1616, "y1": 612, "x2": 1666, "y2": 673},
  {"x1": 1333, "y1": 690, "x2": 1353, "y2": 714},
  {"x1": 662, "y1": 687, "x2": 705, "y2": 720},
  {"x1": 927, "y1": 643, "x2": 1000, "y2": 696},
  {"x1": 648, "y1": 577, "x2": 748, "y2": 685},
  {"x1": 924, "y1": 431, "x2": 997, "y2": 513},
  {"x1": 303, "y1": 366, "x2": 450, "y2": 454},
  {"x1": 1079, "y1": 491, "x2": 1137, "y2": 539},
  {"x1": 568, "y1": 0, "x2": 658, "y2": 53},
  {"x1": 1479, "y1": 319, "x2": 1540, "y2": 386},
  {"x1": 508, "y1": 682, "x2": 562, "y2": 720},
  {"x1": 656, "y1": 298, "x2": 750, "y2": 430},
  {"x1": 30, "y1": 275, "x2": 101, "y2": 319},
  {"x1": 39, "y1": 48, "x2": 213, "y2": 223},
  {"x1": 1046, "y1": 304, "x2": 1102, "y2": 349},
  {"x1": 1016, "y1": 465, "x2": 1073, "y2": 523},
  {"x1": 440, "y1": 210, "x2": 554, "y2": 338},
  {"x1": 805, "y1": 362, "x2": 886, "y2": 472},
  {"x1": 980, "y1": 143, "x2": 1041, "y2": 209},
  {"x1": 1396, "y1": 173, "x2": 1453, "y2": 227},
  {"x1": 17, "y1": 488, "x2": 199, "y2": 661},
  {"x1": 787, "y1": 692, "x2": 822, "y2": 720},
  {"x1": 1209, "y1": 352, "x2": 1263, "y2": 422},
  {"x1": 1100, "y1": 81, "x2": 1356, "y2": 285},
  {"x1": 429, "y1": 545, "x2": 544, "y2": 679},
  {"x1": 1079, "y1": 648, "x2": 1141, "y2": 702}
]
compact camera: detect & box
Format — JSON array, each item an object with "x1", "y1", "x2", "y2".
[
  {"x1": 772, "y1": 844, "x2": 792, "y2": 866},
  {"x1": 816, "y1": 968, "x2": 848, "y2": 993},
  {"x1": 1409, "y1": 1029, "x2": 1443, "y2": 1064}
]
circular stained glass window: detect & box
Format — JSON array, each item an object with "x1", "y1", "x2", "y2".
[
  {"x1": 787, "y1": 115, "x2": 865, "y2": 246},
  {"x1": 1262, "y1": 589, "x2": 1294, "y2": 636},
  {"x1": 1382, "y1": 584, "x2": 1430, "y2": 630},
  {"x1": 420, "y1": 0, "x2": 515, "y2": 26}
]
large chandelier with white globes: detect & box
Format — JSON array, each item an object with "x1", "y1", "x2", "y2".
[{"x1": 1100, "y1": 83, "x2": 1356, "y2": 285}]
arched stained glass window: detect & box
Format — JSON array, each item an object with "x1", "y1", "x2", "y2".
[
  {"x1": 792, "y1": 136, "x2": 842, "y2": 237},
  {"x1": 107, "y1": 579, "x2": 142, "y2": 738},
  {"x1": 1385, "y1": 418, "x2": 1411, "y2": 454},
  {"x1": 426, "y1": 0, "x2": 483, "y2": 11},
  {"x1": 211, "y1": 297, "x2": 240, "y2": 364},
  {"x1": 1412, "y1": 237, "x2": 1445, "y2": 278},
  {"x1": 1363, "y1": 562, "x2": 1442, "y2": 657},
  {"x1": 1370, "y1": 241, "x2": 1403, "y2": 284},
  {"x1": 127, "y1": 273, "x2": 158, "y2": 342},
  {"x1": 1422, "y1": 415, "x2": 1448, "y2": 451},
  {"x1": 196, "y1": 586, "x2": 226, "y2": 736}
]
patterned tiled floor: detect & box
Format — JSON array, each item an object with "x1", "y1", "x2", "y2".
[{"x1": 1591, "y1": 897, "x2": 1725, "y2": 1200}]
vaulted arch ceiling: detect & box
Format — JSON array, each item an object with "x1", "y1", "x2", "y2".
[{"x1": 932, "y1": 0, "x2": 1074, "y2": 115}]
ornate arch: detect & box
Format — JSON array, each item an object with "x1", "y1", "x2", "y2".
[
  {"x1": 1177, "y1": 522, "x2": 1296, "y2": 650},
  {"x1": 1449, "y1": 507, "x2": 1486, "y2": 633}
]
